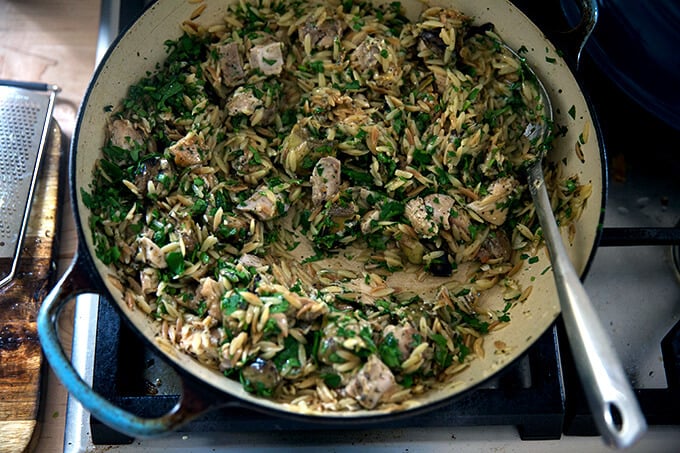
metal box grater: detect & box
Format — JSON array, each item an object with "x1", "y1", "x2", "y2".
[{"x1": 0, "y1": 81, "x2": 59, "y2": 288}]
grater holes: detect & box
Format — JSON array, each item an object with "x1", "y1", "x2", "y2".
[
  {"x1": 0, "y1": 186, "x2": 17, "y2": 239},
  {"x1": 0, "y1": 98, "x2": 43, "y2": 243}
]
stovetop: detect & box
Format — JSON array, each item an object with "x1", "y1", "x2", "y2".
[{"x1": 63, "y1": 0, "x2": 680, "y2": 451}]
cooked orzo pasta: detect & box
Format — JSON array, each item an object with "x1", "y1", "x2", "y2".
[{"x1": 83, "y1": 0, "x2": 591, "y2": 411}]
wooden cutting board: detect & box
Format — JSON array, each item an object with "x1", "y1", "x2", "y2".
[{"x1": 0, "y1": 122, "x2": 64, "y2": 453}]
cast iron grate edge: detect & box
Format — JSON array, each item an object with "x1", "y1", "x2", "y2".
[
  {"x1": 561, "y1": 226, "x2": 680, "y2": 436},
  {"x1": 90, "y1": 296, "x2": 565, "y2": 444}
]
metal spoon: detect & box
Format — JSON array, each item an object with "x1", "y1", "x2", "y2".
[{"x1": 507, "y1": 45, "x2": 647, "y2": 449}]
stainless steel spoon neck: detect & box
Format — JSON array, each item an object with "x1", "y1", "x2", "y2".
[{"x1": 527, "y1": 160, "x2": 646, "y2": 448}]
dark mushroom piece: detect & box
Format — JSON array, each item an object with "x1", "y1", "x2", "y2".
[
  {"x1": 426, "y1": 253, "x2": 454, "y2": 277},
  {"x1": 133, "y1": 156, "x2": 176, "y2": 198},
  {"x1": 419, "y1": 29, "x2": 447, "y2": 57},
  {"x1": 465, "y1": 22, "x2": 495, "y2": 39},
  {"x1": 240, "y1": 358, "x2": 281, "y2": 396}
]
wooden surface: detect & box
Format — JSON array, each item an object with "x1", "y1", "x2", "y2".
[
  {"x1": 0, "y1": 123, "x2": 64, "y2": 453},
  {"x1": 0, "y1": 1, "x2": 100, "y2": 452}
]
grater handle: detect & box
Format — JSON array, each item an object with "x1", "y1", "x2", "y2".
[
  {"x1": 37, "y1": 252, "x2": 220, "y2": 437},
  {"x1": 0, "y1": 79, "x2": 60, "y2": 93}
]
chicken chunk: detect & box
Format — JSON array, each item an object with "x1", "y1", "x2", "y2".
[
  {"x1": 167, "y1": 131, "x2": 208, "y2": 167},
  {"x1": 405, "y1": 194, "x2": 461, "y2": 239},
  {"x1": 466, "y1": 177, "x2": 518, "y2": 226},
  {"x1": 344, "y1": 354, "x2": 396, "y2": 409},
  {"x1": 404, "y1": 197, "x2": 438, "y2": 238},
  {"x1": 300, "y1": 17, "x2": 343, "y2": 49},
  {"x1": 238, "y1": 253, "x2": 266, "y2": 269},
  {"x1": 140, "y1": 267, "x2": 159, "y2": 294},
  {"x1": 382, "y1": 323, "x2": 418, "y2": 361},
  {"x1": 237, "y1": 185, "x2": 288, "y2": 221},
  {"x1": 108, "y1": 118, "x2": 144, "y2": 151},
  {"x1": 350, "y1": 36, "x2": 383, "y2": 74},
  {"x1": 215, "y1": 42, "x2": 245, "y2": 87},
  {"x1": 350, "y1": 37, "x2": 402, "y2": 92},
  {"x1": 311, "y1": 156, "x2": 341, "y2": 205},
  {"x1": 137, "y1": 237, "x2": 167, "y2": 269},
  {"x1": 197, "y1": 277, "x2": 225, "y2": 322},
  {"x1": 226, "y1": 87, "x2": 263, "y2": 116},
  {"x1": 422, "y1": 194, "x2": 456, "y2": 231},
  {"x1": 476, "y1": 229, "x2": 512, "y2": 263},
  {"x1": 249, "y1": 42, "x2": 284, "y2": 75}
]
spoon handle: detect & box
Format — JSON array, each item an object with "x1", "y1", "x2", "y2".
[{"x1": 527, "y1": 163, "x2": 647, "y2": 449}]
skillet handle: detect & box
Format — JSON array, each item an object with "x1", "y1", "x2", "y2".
[{"x1": 37, "y1": 252, "x2": 217, "y2": 437}]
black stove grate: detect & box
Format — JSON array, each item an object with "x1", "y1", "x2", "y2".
[
  {"x1": 512, "y1": 0, "x2": 680, "y2": 436},
  {"x1": 555, "y1": 41, "x2": 680, "y2": 435},
  {"x1": 90, "y1": 296, "x2": 567, "y2": 444},
  {"x1": 561, "y1": 319, "x2": 680, "y2": 436}
]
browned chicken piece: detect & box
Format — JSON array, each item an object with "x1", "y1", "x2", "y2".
[
  {"x1": 177, "y1": 218, "x2": 198, "y2": 255},
  {"x1": 138, "y1": 237, "x2": 167, "y2": 269},
  {"x1": 466, "y1": 177, "x2": 518, "y2": 226},
  {"x1": 404, "y1": 197, "x2": 438, "y2": 238},
  {"x1": 109, "y1": 118, "x2": 144, "y2": 151},
  {"x1": 237, "y1": 185, "x2": 287, "y2": 221},
  {"x1": 280, "y1": 121, "x2": 333, "y2": 176},
  {"x1": 405, "y1": 194, "x2": 462, "y2": 239},
  {"x1": 344, "y1": 354, "x2": 396, "y2": 409},
  {"x1": 311, "y1": 156, "x2": 341, "y2": 205},
  {"x1": 238, "y1": 253, "x2": 266, "y2": 269},
  {"x1": 476, "y1": 229, "x2": 512, "y2": 263},
  {"x1": 248, "y1": 42, "x2": 284, "y2": 75},
  {"x1": 327, "y1": 201, "x2": 357, "y2": 219},
  {"x1": 197, "y1": 277, "x2": 224, "y2": 322},
  {"x1": 422, "y1": 194, "x2": 456, "y2": 231},
  {"x1": 382, "y1": 323, "x2": 418, "y2": 360},
  {"x1": 215, "y1": 42, "x2": 245, "y2": 87},
  {"x1": 167, "y1": 131, "x2": 208, "y2": 167},
  {"x1": 350, "y1": 36, "x2": 383, "y2": 74},
  {"x1": 350, "y1": 36, "x2": 402, "y2": 92},
  {"x1": 360, "y1": 209, "x2": 380, "y2": 234},
  {"x1": 140, "y1": 267, "x2": 159, "y2": 294},
  {"x1": 300, "y1": 17, "x2": 343, "y2": 49},
  {"x1": 226, "y1": 86, "x2": 263, "y2": 116}
]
